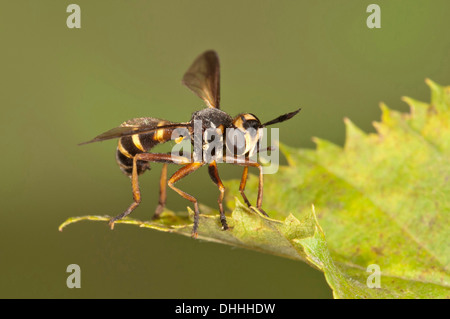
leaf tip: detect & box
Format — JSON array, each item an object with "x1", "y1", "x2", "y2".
[
  {"x1": 425, "y1": 78, "x2": 450, "y2": 112},
  {"x1": 373, "y1": 102, "x2": 397, "y2": 134},
  {"x1": 401, "y1": 96, "x2": 429, "y2": 119},
  {"x1": 343, "y1": 117, "x2": 366, "y2": 149},
  {"x1": 425, "y1": 77, "x2": 437, "y2": 89},
  {"x1": 311, "y1": 204, "x2": 325, "y2": 236},
  {"x1": 379, "y1": 102, "x2": 391, "y2": 117}
]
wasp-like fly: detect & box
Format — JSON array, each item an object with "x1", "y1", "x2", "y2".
[{"x1": 80, "y1": 50, "x2": 300, "y2": 238}]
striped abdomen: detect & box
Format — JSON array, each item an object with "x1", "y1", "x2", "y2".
[{"x1": 115, "y1": 118, "x2": 174, "y2": 176}]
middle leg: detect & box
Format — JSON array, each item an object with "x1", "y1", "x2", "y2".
[
  {"x1": 167, "y1": 162, "x2": 205, "y2": 238},
  {"x1": 207, "y1": 160, "x2": 228, "y2": 230},
  {"x1": 154, "y1": 163, "x2": 168, "y2": 219}
]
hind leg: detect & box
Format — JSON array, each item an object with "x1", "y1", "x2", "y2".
[{"x1": 109, "y1": 153, "x2": 191, "y2": 228}]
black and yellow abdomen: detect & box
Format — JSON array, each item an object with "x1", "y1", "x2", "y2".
[{"x1": 115, "y1": 117, "x2": 174, "y2": 176}]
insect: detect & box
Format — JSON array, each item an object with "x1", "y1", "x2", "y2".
[{"x1": 80, "y1": 50, "x2": 300, "y2": 238}]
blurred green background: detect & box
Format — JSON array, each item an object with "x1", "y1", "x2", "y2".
[{"x1": 1, "y1": 1, "x2": 449, "y2": 298}]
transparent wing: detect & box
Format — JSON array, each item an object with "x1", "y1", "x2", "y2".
[
  {"x1": 182, "y1": 50, "x2": 221, "y2": 109},
  {"x1": 79, "y1": 122, "x2": 190, "y2": 145}
]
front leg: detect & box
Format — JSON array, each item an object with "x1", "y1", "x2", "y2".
[{"x1": 223, "y1": 156, "x2": 268, "y2": 217}]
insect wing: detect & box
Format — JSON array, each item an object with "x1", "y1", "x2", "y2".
[
  {"x1": 79, "y1": 122, "x2": 190, "y2": 145},
  {"x1": 182, "y1": 50, "x2": 221, "y2": 109}
]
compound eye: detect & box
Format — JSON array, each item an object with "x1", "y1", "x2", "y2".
[
  {"x1": 226, "y1": 128, "x2": 247, "y2": 156},
  {"x1": 246, "y1": 125, "x2": 258, "y2": 138}
]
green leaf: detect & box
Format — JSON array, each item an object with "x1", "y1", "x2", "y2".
[{"x1": 60, "y1": 79, "x2": 450, "y2": 298}]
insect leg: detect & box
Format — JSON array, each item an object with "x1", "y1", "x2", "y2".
[
  {"x1": 223, "y1": 156, "x2": 269, "y2": 217},
  {"x1": 207, "y1": 161, "x2": 228, "y2": 231},
  {"x1": 154, "y1": 163, "x2": 168, "y2": 219},
  {"x1": 167, "y1": 162, "x2": 205, "y2": 238},
  {"x1": 239, "y1": 166, "x2": 252, "y2": 207},
  {"x1": 109, "y1": 154, "x2": 143, "y2": 228},
  {"x1": 109, "y1": 153, "x2": 191, "y2": 228}
]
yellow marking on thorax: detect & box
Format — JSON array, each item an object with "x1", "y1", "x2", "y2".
[
  {"x1": 132, "y1": 134, "x2": 145, "y2": 152},
  {"x1": 118, "y1": 140, "x2": 133, "y2": 158},
  {"x1": 217, "y1": 124, "x2": 225, "y2": 134},
  {"x1": 175, "y1": 136, "x2": 185, "y2": 144}
]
